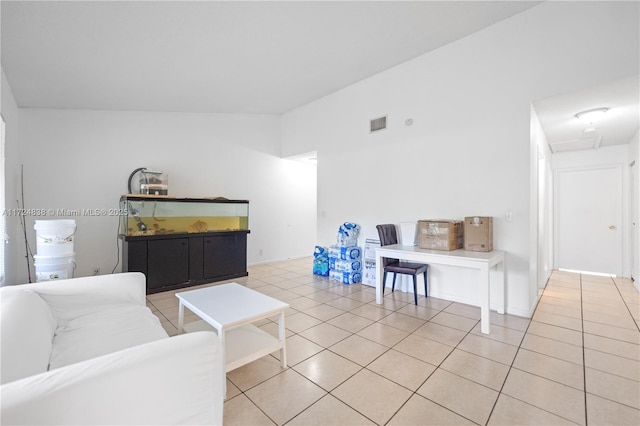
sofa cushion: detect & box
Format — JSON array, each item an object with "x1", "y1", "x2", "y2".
[
  {"x1": 38, "y1": 292, "x2": 145, "y2": 324},
  {"x1": 45, "y1": 299, "x2": 169, "y2": 370},
  {"x1": 0, "y1": 289, "x2": 57, "y2": 384}
]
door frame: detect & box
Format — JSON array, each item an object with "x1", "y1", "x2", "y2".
[
  {"x1": 631, "y1": 161, "x2": 639, "y2": 282},
  {"x1": 553, "y1": 163, "x2": 624, "y2": 276}
]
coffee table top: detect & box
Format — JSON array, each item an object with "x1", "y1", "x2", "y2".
[{"x1": 176, "y1": 282, "x2": 289, "y2": 330}]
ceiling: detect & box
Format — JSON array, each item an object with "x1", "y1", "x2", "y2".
[
  {"x1": 2, "y1": 1, "x2": 637, "y2": 152},
  {"x1": 1, "y1": 1, "x2": 541, "y2": 114},
  {"x1": 533, "y1": 76, "x2": 640, "y2": 153}
]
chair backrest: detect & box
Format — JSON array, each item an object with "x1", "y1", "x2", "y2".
[
  {"x1": 376, "y1": 224, "x2": 399, "y2": 267},
  {"x1": 376, "y1": 224, "x2": 398, "y2": 246}
]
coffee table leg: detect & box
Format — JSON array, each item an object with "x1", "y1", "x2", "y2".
[
  {"x1": 278, "y1": 311, "x2": 287, "y2": 368},
  {"x1": 220, "y1": 329, "x2": 227, "y2": 399},
  {"x1": 178, "y1": 302, "x2": 184, "y2": 332}
]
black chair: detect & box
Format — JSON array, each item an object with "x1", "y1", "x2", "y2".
[{"x1": 376, "y1": 224, "x2": 429, "y2": 305}]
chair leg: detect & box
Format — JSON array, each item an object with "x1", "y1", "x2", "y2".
[
  {"x1": 423, "y1": 269, "x2": 428, "y2": 298},
  {"x1": 412, "y1": 274, "x2": 418, "y2": 305},
  {"x1": 391, "y1": 273, "x2": 397, "y2": 292}
]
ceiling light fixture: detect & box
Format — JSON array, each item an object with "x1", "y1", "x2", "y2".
[{"x1": 575, "y1": 107, "x2": 609, "y2": 124}]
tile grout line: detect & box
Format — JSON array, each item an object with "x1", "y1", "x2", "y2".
[
  {"x1": 484, "y1": 289, "x2": 539, "y2": 426},
  {"x1": 580, "y1": 273, "x2": 589, "y2": 426},
  {"x1": 170, "y1": 263, "x2": 636, "y2": 424},
  {"x1": 483, "y1": 275, "x2": 587, "y2": 426},
  {"x1": 611, "y1": 276, "x2": 640, "y2": 333},
  {"x1": 290, "y1": 290, "x2": 479, "y2": 425},
  {"x1": 373, "y1": 299, "x2": 480, "y2": 426},
  {"x1": 580, "y1": 275, "x2": 640, "y2": 417}
]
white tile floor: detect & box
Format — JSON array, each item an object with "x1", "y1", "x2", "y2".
[{"x1": 147, "y1": 258, "x2": 640, "y2": 425}]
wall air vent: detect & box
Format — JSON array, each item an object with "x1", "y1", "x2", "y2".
[
  {"x1": 370, "y1": 116, "x2": 387, "y2": 133},
  {"x1": 549, "y1": 138, "x2": 598, "y2": 153}
]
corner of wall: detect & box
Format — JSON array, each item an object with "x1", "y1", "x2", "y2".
[{"x1": 1, "y1": 67, "x2": 22, "y2": 285}]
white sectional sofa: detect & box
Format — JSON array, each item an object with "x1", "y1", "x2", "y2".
[{"x1": 0, "y1": 272, "x2": 224, "y2": 425}]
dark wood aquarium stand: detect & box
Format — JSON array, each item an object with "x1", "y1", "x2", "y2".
[
  {"x1": 119, "y1": 195, "x2": 250, "y2": 294},
  {"x1": 121, "y1": 230, "x2": 249, "y2": 294}
]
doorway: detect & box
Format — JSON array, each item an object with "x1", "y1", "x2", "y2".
[{"x1": 554, "y1": 165, "x2": 623, "y2": 276}]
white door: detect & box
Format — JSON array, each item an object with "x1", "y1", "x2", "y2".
[{"x1": 555, "y1": 165, "x2": 622, "y2": 275}]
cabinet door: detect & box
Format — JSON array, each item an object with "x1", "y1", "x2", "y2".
[
  {"x1": 147, "y1": 238, "x2": 189, "y2": 291},
  {"x1": 125, "y1": 240, "x2": 148, "y2": 276},
  {"x1": 189, "y1": 236, "x2": 204, "y2": 282},
  {"x1": 235, "y1": 233, "x2": 247, "y2": 274},
  {"x1": 203, "y1": 234, "x2": 237, "y2": 279}
]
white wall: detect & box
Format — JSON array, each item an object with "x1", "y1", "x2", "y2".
[
  {"x1": 282, "y1": 1, "x2": 639, "y2": 316},
  {"x1": 1, "y1": 69, "x2": 22, "y2": 286},
  {"x1": 15, "y1": 109, "x2": 316, "y2": 284}
]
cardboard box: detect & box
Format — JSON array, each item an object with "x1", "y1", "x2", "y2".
[
  {"x1": 361, "y1": 239, "x2": 380, "y2": 287},
  {"x1": 418, "y1": 220, "x2": 464, "y2": 250},
  {"x1": 464, "y1": 216, "x2": 493, "y2": 252},
  {"x1": 362, "y1": 260, "x2": 377, "y2": 287}
]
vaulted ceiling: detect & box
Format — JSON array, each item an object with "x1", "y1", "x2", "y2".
[
  {"x1": 3, "y1": 1, "x2": 637, "y2": 151},
  {"x1": 1, "y1": 1, "x2": 540, "y2": 114}
]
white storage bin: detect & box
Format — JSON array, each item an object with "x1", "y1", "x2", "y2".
[
  {"x1": 34, "y1": 220, "x2": 76, "y2": 256},
  {"x1": 34, "y1": 253, "x2": 76, "y2": 282},
  {"x1": 399, "y1": 222, "x2": 417, "y2": 246}
]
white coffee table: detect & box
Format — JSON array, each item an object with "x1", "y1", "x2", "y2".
[{"x1": 176, "y1": 283, "x2": 289, "y2": 373}]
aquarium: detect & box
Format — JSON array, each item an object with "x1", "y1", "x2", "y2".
[{"x1": 119, "y1": 195, "x2": 249, "y2": 237}]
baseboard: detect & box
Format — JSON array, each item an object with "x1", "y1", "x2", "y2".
[
  {"x1": 248, "y1": 255, "x2": 311, "y2": 267},
  {"x1": 427, "y1": 290, "x2": 532, "y2": 319}
]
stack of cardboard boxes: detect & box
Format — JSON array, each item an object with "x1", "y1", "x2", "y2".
[
  {"x1": 328, "y1": 222, "x2": 362, "y2": 284},
  {"x1": 417, "y1": 217, "x2": 493, "y2": 252}
]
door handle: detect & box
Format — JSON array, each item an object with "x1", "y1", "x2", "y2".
[{"x1": 609, "y1": 225, "x2": 616, "y2": 230}]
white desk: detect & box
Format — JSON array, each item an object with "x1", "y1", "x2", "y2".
[{"x1": 375, "y1": 245, "x2": 505, "y2": 334}]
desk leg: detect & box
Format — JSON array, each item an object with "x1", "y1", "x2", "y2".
[
  {"x1": 278, "y1": 310, "x2": 287, "y2": 368},
  {"x1": 480, "y1": 264, "x2": 490, "y2": 334},
  {"x1": 496, "y1": 258, "x2": 505, "y2": 315},
  {"x1": 178, "y1": 302, "x2": 184, "y2": 332},
  {"x1": 375, "y1": 252, "x2": 384, "y2": 304}
]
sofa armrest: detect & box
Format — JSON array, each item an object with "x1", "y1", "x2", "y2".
[
  {"x1": 1, "y1": 332, "x2": 224, "y2": 426},
  {"x1": 18, "y1": 272, "x2": 147, "y2": 306}
]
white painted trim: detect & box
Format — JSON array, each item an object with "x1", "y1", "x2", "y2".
[
  {"x1": 529, "y1": 105, "x2": 540, "y2": 323},
  {"x1": 248, "y1": 254, "x2": 311, "y2": 267}
]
